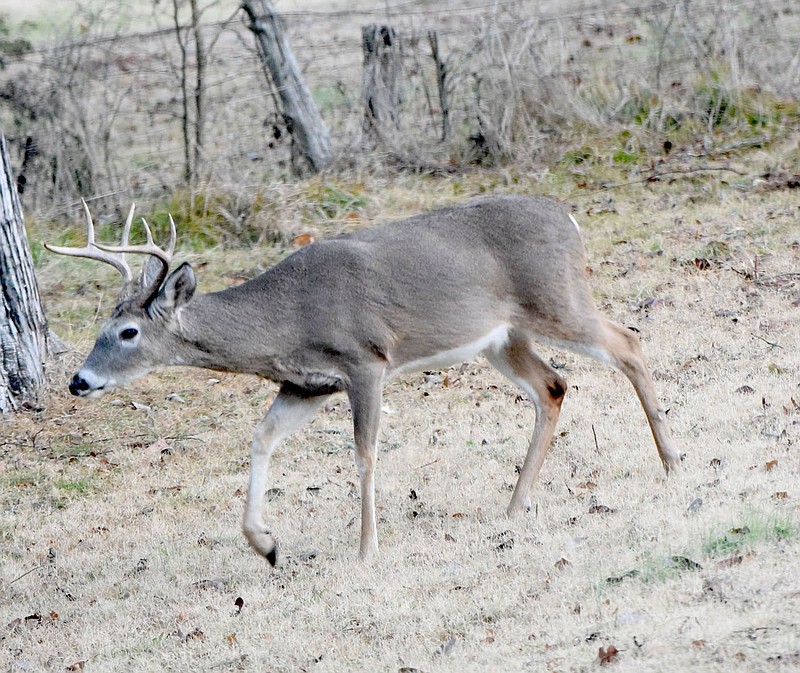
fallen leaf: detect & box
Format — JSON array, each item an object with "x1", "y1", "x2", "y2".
[
  {"x1": 606, "y1": 570, "x2": 639, "y2": 584},
  {"x1": 226, "y1": 632, "x2": 238, "y2": 647},
  {"x1": 715, "y1": 554, "x2": 745, "y2": 569},
  {"x1": 129, "y1": 558, "x2": 148, "y2": 575},
  {"x1": 669, "y1": 555, "x2": 703, "y2": 571},
  {"x1": 185, "y1": 627, "x2": 204, "y2": 642},
  {"x1": 489, "y1": 530, "x2": 514, "y2": 551},
  {"x1": 434, "y1": 636, "x2": 458, "y2": 656},
  {"x1": 145, "y1": 437, "x2": 171, "y2": 458},
  {"x1": 598, "y1": 645, "x2": 619, "y2": 664},
  {"x1": 638, "y1": 296, "x2": 665, "y2": 311},
  {"x1": 192, "y1": 578, "x2": 229, "y2": 592},
  {"x1": 292, "y1": 233, "x2": 315, "y2": 247},
  {"x1": 588, "y1": 504, "x2": 616, "y2": 514},
  {"x1": 687, "y1": 497, "x2": 703, "y2": 512}
]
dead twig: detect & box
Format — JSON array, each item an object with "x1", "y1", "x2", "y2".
[
  {"x1": 751, "y1": 333, "x2": 781, "y2": 350},
  {"x1": 565, "y1": 165, "x2": 747, "y2": 201},
  {"x1": 8, "y1": 565, "x2": 42, "y2": 585}
]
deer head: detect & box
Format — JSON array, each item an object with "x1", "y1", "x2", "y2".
[{"x1": 46, "y1": 201, "x2": 196, "y2": 397}]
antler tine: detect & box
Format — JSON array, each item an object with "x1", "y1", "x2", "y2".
[
  {"x1": 120, "y1": 203, "x2": 135, "y2": 246},
  {"x1": 167, "y1": 214, "x2": 177, "y2": 257},
  {"x1": 94, "y1": 211, "x2": 177, "y2": 294},
  {"x1": 94, "y1": 215, "x2": 174, "y2": 269},
  {"x1": 44, "y1": 199, "x2": 134, "y2": 282}
]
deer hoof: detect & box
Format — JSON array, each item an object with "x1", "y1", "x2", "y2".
[
  {"x1": 663, "y1": 453, "x2": 684, "y2": 475},
  {"x1": 243, "y1": 526, "x2": 277, "y2": 564},
  {"x1": 507, "y1": 496, "x2": 532, "y2": 518}
]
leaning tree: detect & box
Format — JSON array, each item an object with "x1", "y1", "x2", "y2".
[{"x1": 0, "y1": 131, "x2": 49, "y2": 413}]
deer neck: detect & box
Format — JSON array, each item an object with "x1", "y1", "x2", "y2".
[{"x1": 173, "y1": 284, "x2": 292, "y2": 377}]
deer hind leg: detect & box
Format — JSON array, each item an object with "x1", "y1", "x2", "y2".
[
  {"x1": 593, "y1": 319, "x2": 682, "y2": 473},
  {"x1": 243, "y1": 386, "x2": 329, "y2": 565},
  {"x1": 484, "y1": 331, "x2": 567, "y2": 517},
  {"x1": 346, "y1": 369, "x2": 384, "y2": 563}
]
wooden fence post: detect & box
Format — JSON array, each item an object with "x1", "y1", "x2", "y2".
[
  {"x1": 362, "y1": 24, "x2": 403, "y2": 137},
  {"x1": 242, "y1": 0, "x2": 332, "y2": 174}
]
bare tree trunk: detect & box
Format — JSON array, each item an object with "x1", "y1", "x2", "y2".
[
  {"x1": 172, "y1": 0, "x2": 192, "y2": 185},
  {"x1": 428, "y1": 31, "x2": 449, "y2": 141},
  {"x1": 190, "y1": 0, "x2": 205, "y2": 174},
  {"x1": 0, "y1": 132, "x2": 48, "y2": 413},
  {"x1": 241, "y1": 0, "x2": 331, "y2": 174},
  {"x1": 362, "y1": 25, "x2": 403, "y2": 138}
]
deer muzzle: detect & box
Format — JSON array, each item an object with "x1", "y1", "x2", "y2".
[{"x1": 68, "y1": 370, "x2": 112, "y2": 397}]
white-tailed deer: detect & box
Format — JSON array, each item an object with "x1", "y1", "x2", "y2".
[{"x1": 47, "y1": 196, "x2": 680, "y2": 564}]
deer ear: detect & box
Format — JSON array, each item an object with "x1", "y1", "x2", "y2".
[
  {"x1": 154, "y1": 262, "x2": 196, "y2": 312},
  {"x1": 139, "y1": 256, "x2": 163, "y2": 291}
]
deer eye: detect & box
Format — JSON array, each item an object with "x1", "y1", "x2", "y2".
[{"x1": 120, "y1": 327, "x2": 139, "y2": 341}]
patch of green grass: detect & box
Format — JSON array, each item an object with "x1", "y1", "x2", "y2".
[
  {"x1": 55, "y1": 477, "x2": 94, "y2": 498},
  {"x1": 0, "y1": 15, "x2": 33, "y2": 58},
  {"x1": 691, "y1": 239, "x2": 732, "y2": 262},
  {"x1": 144, "y1": 188, "x2": 291, "y2": 249},
  {"x1": 703, "y1": 511, "x2": 798, "y2": 558},
  {"x1": 301, "y1": 180, "x2": 368, "y2": 222},
  {"x1": 604, "y1": 553, "x2": 704, "y2": 588},
  {"x1": 612, "y1": 149, "x2": 640, "y2": 164},
  {"x1": 561, "y1": 146, "x2": 596, "y2": 165},
  {"x1": 4, "y1": 469, "x2": 43, "y2": 489}
]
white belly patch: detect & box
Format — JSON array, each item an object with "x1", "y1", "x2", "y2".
[{"x1": 392, "y1": 324, "x2": 511, "y2": 375}]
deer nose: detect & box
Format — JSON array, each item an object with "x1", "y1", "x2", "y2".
[{"x1": 69, "y1": 374, "x2": 91, "y2": 396}]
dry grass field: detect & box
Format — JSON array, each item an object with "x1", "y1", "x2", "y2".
[{"x1": 2, "y1": 161, "x2": 800, "y2": 671}]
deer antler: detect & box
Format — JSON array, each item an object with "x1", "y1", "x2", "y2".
[
  {"x1": 46, "y1": 201, "x2": 177, "y2": 294},
  {"x1": 45, "y1": 200, "x2": 135, "y2": 283},
  {"x1": 94, "y1": 212, "x2": 176, "y2": 292}
]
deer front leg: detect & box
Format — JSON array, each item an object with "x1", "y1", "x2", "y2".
[
  {"x1": 347, "y1": 370, "x2": 384, "y2": 562},
  {"x1": 243, "y1": 386, "x2": 329, "y2": 565}
]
